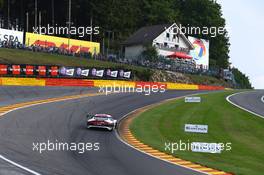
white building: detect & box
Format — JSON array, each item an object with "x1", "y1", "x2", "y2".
[{"x1": 123, "y1": 23, "x2": 194, "y2": 60}]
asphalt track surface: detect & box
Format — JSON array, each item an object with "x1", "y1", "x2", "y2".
[
  {"x1": 229, "y1": 90, "x2": 264, "y2": 117},
  {"x1": 0, "y1": 86, "x2": 208, "y2": 175}
]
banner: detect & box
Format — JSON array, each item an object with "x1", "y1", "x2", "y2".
[
  {"x1": 50, "y1": 66, "x2": 59, "y2": 77},
  {"x1": 12, "y1": 65, "x2": 21, "y2": 75},
  {"x1": 0, "y1": 28, "x2": 24, "y2": 44},
  {"x1": 25, "y1": 65, "x2": 34, "y2": 76},
  {"x1": 0, "y1": 65, "x2": 8, "y2": 75},
  {"x1": 76, "y1": 68, "x2": 89, "y2": 77},
  {"x1": 188, "y1": 36, "x2": 209, "y2": 70},
  {"x1": 0, "y1": 64, "x2": 132, "y2": 79},
  {"x1": 184, "y1": 124, "x2": 208, "y2": 133},
  {"x1": 25, "y1": 33, "x2": 100, "y2": 54}
]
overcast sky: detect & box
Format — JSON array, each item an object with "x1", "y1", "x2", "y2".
[{"x1": 218, "y1": 0, "x2": 264, "y2": 89}]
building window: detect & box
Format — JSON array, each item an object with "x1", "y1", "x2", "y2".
[
  {"x1": 166, "y1": 33, "x2": 170, "y2": 38},
  {"x1": 164, "y1": 43, "x2": 168, "y2": 47}
]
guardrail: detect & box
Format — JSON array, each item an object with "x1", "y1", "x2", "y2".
[{"x1": 0, "y1": 77, "x2": 226, "y2": 91}]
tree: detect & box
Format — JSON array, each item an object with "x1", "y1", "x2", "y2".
[
  {"x1": 177, "y1": 0, "x2": 230, "y2": 69},
  {"x1": 232, "y1": 68, "x2": 252, "y2": 89},
  {"x1": 0, "y1": 0, "x2": 3, "y2": 8},
  {"x1": 141, "y1": 45, "x2": 159, "y2": 63}
]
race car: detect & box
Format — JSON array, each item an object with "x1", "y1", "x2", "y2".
[{"x1": 86, "y1": 114, "x2": 117, "y2": 131}]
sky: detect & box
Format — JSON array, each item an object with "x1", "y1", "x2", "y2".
[{"x1": 217, "y1": 0, "x2": 264, "y2": 89}]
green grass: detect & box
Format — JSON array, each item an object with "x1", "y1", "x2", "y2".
[
  {"x1": 0, "y1": 47, "x2": 141, "y2": 68},
  {"x1": 130, "y1": 91, "x2": 264, "y2": 175},
  {"x1": 0, "y1": 48, "x2": 152, "y2": 80}
]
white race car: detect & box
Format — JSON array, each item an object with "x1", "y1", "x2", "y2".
[{"x1": 86, "y1": 114, "x2": 117, "y2": 131}]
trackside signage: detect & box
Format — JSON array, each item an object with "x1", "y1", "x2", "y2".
[
  {"x1": 185, "y1": 97, "x2": 201, "y2": 103},
  {"x1": 184, "y1": 124, "x2": 208, "y2": 133},
  {"x1": 0, "y1": 28, "x2": 24, "y2": 44},
  {"x1": 25, "y1": 32, "x2": 100, "y2": 54},
  {"x1": 191, "y1": 142, "x2": 222, "y2": 153}
]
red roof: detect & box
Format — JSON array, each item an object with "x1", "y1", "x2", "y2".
[{"x1": 167, "y1": 52, "x2": 192, "y2": 59}]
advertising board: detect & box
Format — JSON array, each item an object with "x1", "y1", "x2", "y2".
[{"x1": 25, "y1": 33, "x2": 100, "y2": 54}]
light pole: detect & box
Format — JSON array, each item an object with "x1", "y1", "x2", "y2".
[
  {"x1": 7, "y1": 0, "x2": 10, "y2": 29},
  {"x1": 34, "y1": 0, "x2": 38, "y2": 29},
  {"x1": 67, "y1": 0, "x2": 72, "y2": 52},
  {"x1": 51, "y1": 0, "x2": 54, "y2": 26},
  {"x1": 26, "y1": 12, "x2": 29, "y2": 32}
]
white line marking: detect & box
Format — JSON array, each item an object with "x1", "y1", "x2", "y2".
[
  {"x1": 0, "y1": 94, "x2": 100, "y2": 174},
  {"x1": 261, "y1": 96, "x2": 264, "y2": 103},
  {"x1": 115, "y1": 91, "x2": 213, "y2": 175},
  {"x1": 0, "y1": 155, "x2": 41, "y2": 175},
  {"x1": 226, "y1": 91, "x2": 264, "y2": 119}
]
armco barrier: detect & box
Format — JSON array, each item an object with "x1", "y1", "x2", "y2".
[
  {"x1": 1, "y1": 77, "x2": 45, "y2": 86},
  {"x1": 198, "y1": 85, "x2": 225, "y2": 90},
  {"x1": 93, "y1": 80, "x2": 135, "y2": 88},
  {"x1": 45, "y1": 79, "x2": 94, "y2": 87},
  {"x1": 0, "y1": 77, "x2": 226, "y2": 90},
  {"x1": 166, "y1": 82, "x2": 199, "y2": 90},
  {"x1": 135, "y1": 82, "x2": 167, "y2": 89}
]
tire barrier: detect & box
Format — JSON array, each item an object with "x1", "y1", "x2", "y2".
[{"x1": 0, "y1": 77, "x2": 226, "y2": 91}]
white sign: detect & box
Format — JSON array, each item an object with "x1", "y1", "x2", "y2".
[
  {"x1": 81, "y1": 69, "x2": 89, "y2": 76},
  {"x1": 65, "y1": 69, "x2": 75, "y2": 76},
  {"x1": 188, "y1": 36, "x2": 209, "y2": 70},
  {"x1": 191, "y1": 142, "x2": 222, "y2": 153},
  {"x1": 185, "y1": 124, "x2": 208, "y2": 133},
  {"x1": 124, "y1": 71, "x2": 131, "y2": 78},
  {"x1": 96, "y1": 70, "x2": 104, "y2": 77},
  {"x1": 110, "y1": 71, "x2": 118, "y2": 78},
  {"x1": 185, "y1": 97, "x2": 201, "y2": 103},
  {"x1": 0, "y1": 28, "x2": 24, "y2": 44}
]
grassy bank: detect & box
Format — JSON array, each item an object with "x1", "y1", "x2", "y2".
[
  {"x1": 0, "y1": 48, "x2": 152, "y2": 81},
  {"x1": 130, "y1": 91, "x2": 264, "y2": 175},
  {"x1": 0, "y1": 48, "x2": 230, "y2": 85}
]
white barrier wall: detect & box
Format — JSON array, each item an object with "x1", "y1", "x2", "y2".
[{"x1": 0, "y1": 28, "x2": 24, "y2": 44}]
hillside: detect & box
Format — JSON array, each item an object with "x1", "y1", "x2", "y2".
[{"x1": 0, "y1": 48, "x2": 231, "y2": 87}]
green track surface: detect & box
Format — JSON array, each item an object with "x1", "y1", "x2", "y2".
[{"x1": 130, "y1": 91, "x2": 264, "y2": 175}]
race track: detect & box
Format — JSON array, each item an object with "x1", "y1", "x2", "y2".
[
  {"x1": 0, "y1": 86, "x2": 207, "y2": 175},
  {"x1": 228, "y1": 90, "x2": 264, "y2": 117}
]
